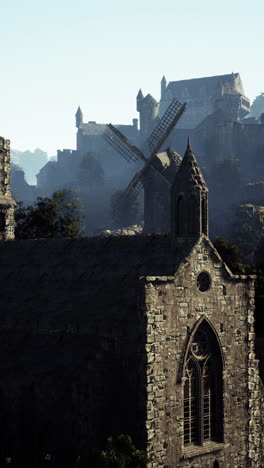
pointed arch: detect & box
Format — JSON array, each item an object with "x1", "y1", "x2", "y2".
[
  {"x1": 182, "y1": 316, "x2": 225, "y2": 377},
  {"x1": 182, "y1": 317, "x2": 224, "y2": 446}
]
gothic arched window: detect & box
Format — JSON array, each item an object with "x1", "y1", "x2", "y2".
[{"x1": 183, "y1": 320, "x2": 223, "y2": 446}]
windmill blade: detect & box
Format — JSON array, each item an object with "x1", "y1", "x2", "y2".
[
  {"x1": 103, "y1": 124, "x2": 146, "y2": 164},
  {"x1": 147, "y1": 99, "x2": 186, "y2": 157},
  {"x1": 112, "y1": 154, "x2": 173, "y2": 223},
  {"x1": 112, "y1": 170, "x2": 144, "y2": 223},
  {"x1": 124, "y1": 170, "x2": 144, "y2": 201}
]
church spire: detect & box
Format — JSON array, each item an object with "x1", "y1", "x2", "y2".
[
  {"x1": 75, "y1": 106, "x2": 83, "y2": 128},
  {"x1": 137, "y1": 89, "x2": 144, "y2": 111},
  {"x1": 161, "y1": 75, "x2": 167, "y2": 99},
  {"x1": 137, "y1": 89, "x2": 144, "y2": 100},
  {"x1": 171, "y1": 138, "x2": 208, "y2": 238}
]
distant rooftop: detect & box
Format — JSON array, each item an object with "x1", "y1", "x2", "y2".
[{"x1": 167, "y1": 73, "x2": 246, "y2": 99}]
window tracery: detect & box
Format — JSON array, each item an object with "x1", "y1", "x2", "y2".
[{"x1": 183, "y1": 321, "x2": 223, "y2": 446}]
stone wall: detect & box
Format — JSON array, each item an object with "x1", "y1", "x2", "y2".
[
  {"x1": 143, "y1": 236, "x2": 263, "y2": 467},
  {"x1": 0, "y1": 234, "x2": 191, "y2": 467},
  {"x1": 246, "y1": 278, "x2": 264, "y2": 466},
  {"x1": 0, "y1": 235, "x2": 263, "y2": 467},
  {"x1": 0, "y1": 137, "x2": 15, "y2": 240}
]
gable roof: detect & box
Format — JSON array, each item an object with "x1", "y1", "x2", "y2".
[
  {"x1": 155, "y1": 147, "x2": 181, "y2": 169},
  {"x1": 167, "y1": 73, "x2": 245, "y2": 99}
]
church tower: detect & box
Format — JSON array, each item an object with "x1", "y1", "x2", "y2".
[
  {"x1": 0, "y1": 137, "x2": 15, "y2": 240},
  {"x1": 171, "y1": 137, "x2": 208, "y2": 238}
]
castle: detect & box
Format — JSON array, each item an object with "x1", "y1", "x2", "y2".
[
  {"x1": 1, "y1": 135, "x2": 264, "y2": 467},
  {"x1": 34, "y1": 72, "x2": 264, "y2": 235}
]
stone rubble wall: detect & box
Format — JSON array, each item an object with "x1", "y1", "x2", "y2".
[
  {"x1": 144, "y1": 237, "x2": 264, "y2": 467},
  {"x1": 247, "y1": 279, "x2": 264, "y2": 467},
  {"x1": 0, "y1": 137, "x2": 15, "y2": 239}
]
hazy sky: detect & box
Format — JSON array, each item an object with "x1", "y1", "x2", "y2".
[{"x1": 0, "y1": 0, "x2": 263, "y2": 155}]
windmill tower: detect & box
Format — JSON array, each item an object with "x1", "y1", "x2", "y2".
[
  {"x1": 0, "y1": 137, "x2": 15, "y2": 239},
  {"x1": 102, "y1": 99, "x2": 186, "y2": 233}
]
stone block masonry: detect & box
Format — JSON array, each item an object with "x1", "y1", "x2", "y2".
[{"x1": 0, "y1": 137, "x2": 15, "y2": 240}]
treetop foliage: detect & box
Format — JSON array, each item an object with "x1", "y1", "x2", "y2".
[
  {"x1": 250, "y1": 92, "x2": 264, "y2": 118},
  {"x1": 15, "y1": 189, "x2": 84, "y2": 239},
  {"x1": 75, "y1": 434, "x2": 148, "y2": 468}
]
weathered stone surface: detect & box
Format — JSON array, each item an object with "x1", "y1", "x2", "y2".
[
  {"x1": 0, "y1": 234, "x2": 262, "y2": 466},
  {"x1": 0, "y1": 137, "x2": 16, "y2": 240}
]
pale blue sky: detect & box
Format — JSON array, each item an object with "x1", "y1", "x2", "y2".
[{"x1": 0, "y1": 0, "x2": 263, "y2": 155}]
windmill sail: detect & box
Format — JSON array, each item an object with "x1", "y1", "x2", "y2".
[
  {"x1": 112, "y1": 170, "x2": 144, "y2": 222},
  {"x1": 103, "y1": 124, "x2": 146, "y2": 163},
  {"x1": 147, "y1": 99, "x2": 186, "y2": 157},
  {"x1": 103, "y1": 98, "x2": 186, "y2": 224}
]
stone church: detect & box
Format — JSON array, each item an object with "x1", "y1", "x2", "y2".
[{"x1": 0, "y1": 136, "x2": 263, "y2": 467}]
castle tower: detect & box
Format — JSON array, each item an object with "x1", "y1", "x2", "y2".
[
  {"x1": 161, "y1": 75, "x2": 167, "y2": 100},
  {"x1": 75, "y1": 106, "x2": 83, "y2": 128},
  {"x1": 171, "y1": 137, "x2": 208, "y2": 238},
  {"x1": 138, "y1": 94, "x2": 159, "y2": 143},
  {"x1": 0, "y1": 137, "x2": 16, "y2": 240}
]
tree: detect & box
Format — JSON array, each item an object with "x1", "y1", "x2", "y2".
[
  {"x1": 15, "y1": 189, "x2": 84, "y2": 239},
  {"x1": 75, "y1": 435, "x2": 148, "y2": 468},
  {"x1": 213, "y1": 236, "x2": 243, "y2": 274},
  {"x1": 255, "y1": 236, "x2": 264, "y2": 267},
  {"x1": 231, "y1": 205, "x2": 263, "y2": 264},
  {"x1": 250, "y1": 92, "x2": 264, "y2": 118}
]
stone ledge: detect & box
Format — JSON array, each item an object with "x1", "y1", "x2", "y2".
[{"x1": 182, "y1": 441, "x2": 224, "y2": 459}]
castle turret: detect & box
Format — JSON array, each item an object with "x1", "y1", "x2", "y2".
[
  {"x1": 136, "y1": 89, "x2": 144, "y2": 112},
  {"x1": 171, "y1": 137, "x2": 208, "y2": 238},
  {"x1": 0, "y1": 137, "x2": 16, "y2": 240},
  {"x1": 161, "y1": 75, "x2": 167, "y2": 100},
  {"x1": 75, "y1": 106, "x2": 83, "y2": 128},
  {"x1": 138, "y1": 93, "x2": 159, "y2": 142}
]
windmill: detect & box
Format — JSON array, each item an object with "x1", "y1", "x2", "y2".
[{"x1": 102, "y1": 98, "x2": 186, "y2": 229}]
